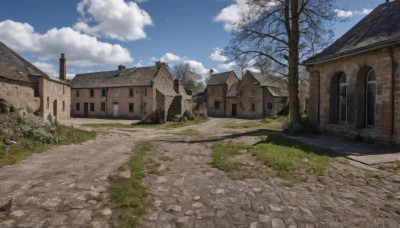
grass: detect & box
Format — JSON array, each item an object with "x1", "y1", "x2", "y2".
[
  {"x1": 223, "y1": 117, "x2": 288, "y2": 131},
  {"x1": 0, "y1": 125, "x2": 96, "y2": 168},
  {"x1": 159, "y1": 155, "x2": 173, "y2": 161},
  {"x1": 83, "y1": 117, "x2": 208, "y2": 130},
  {"x1": 251, "y1": 135, "x2": 332, "y2": 179},
  {"x1": 171, "y1": 128, "x2": 200, "y2": 136},
  {"x1": 211, "y1": 143, "x2": 251, "y2": 172},
  {"x1": 109, "y1": 142, "x2": 152, "y2": 228}
]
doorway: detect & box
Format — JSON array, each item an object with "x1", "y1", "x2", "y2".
[
  {"x1": 113, "y1": 103, "x2": 119, "y2": 117},
  {"x1": 84, "y1": 103, "x2": 89, "y2": 117},
  {"x1": 232, "y1": 104, "x2": 237, "y2": 117}
]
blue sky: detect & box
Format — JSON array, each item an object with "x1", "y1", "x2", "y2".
[{"x1": 0, "y1": 0, "x2": 387, "y2": 79}]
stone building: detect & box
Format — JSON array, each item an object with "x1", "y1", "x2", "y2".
[
  {"x1": 0, "y1": 41, "x2": 71, "y2": 122},
  {"x1": 206, "y1": 70, "x2": 288, "y2": 119},
  {"x1": 206, "y1": 71, "x2": 239, "y2": 117},
  {"x1": 70, "y1": 62, "x2": 191, "y2": 121},
  {"x1": 304, "y1": 0, "x2": 400, "y2": 144}
]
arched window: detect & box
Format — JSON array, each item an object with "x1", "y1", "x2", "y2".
[
  {"x1": 366, "y1": 69, "x2": 376, "y2": 127},
  {"x1": 338, "y1": 72, "x2": 347, "y2": 123}
]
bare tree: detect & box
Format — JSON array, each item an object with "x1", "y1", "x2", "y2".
[
  {"x1": 172, "y1": 62, "x2": 202, "y2": 93},
  {"x1": 226, "y1": 0, "x2": 338, "y2": 125}
]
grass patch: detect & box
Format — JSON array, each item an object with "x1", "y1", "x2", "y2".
[
  {"x1": 159, "y1": 155, "x2": 173, "y2": 161},
  {"x1": 224, "y1": 117, "x2": 287, "y2": 131},
  {"x1": 211, "y1": 143, "x2": 251, "y2": 172},
  {"x1": 0, "y1": 125, "x2": 96, "y2": 168},
  {"x1": 251, "y1": 135, "x2": 331, "y2": 180},
  {"x1": 109, "y1": 142, "x2": 152, "y2": 227},
  {"x1": 83, "y1": 117, "x2": 208, "y2": 130},
  {"x1": 172, "y1": 128, "x2": 200, "y2": 136}
]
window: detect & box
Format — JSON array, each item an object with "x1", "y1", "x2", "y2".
[
  {"x1": 76, "y1": 103, "x2": 80, "y2": 111},
  {"x1": 366, "y1": 69, "x2": 376, "y2": 127},
  {"x1": 101, "y1": 102, "x2": 106, "y2": 111},
  {"x1": 251, "y1": 89, "x2": 256, "y2": 97},
  {"x1": 114, "y1": 88, "x2": 119, "y2": 97},
  {"x1": 141, "y1": 102, "x2": 147, "y2": 114},
  {"x1": 129, "y1": 88, "x2": 134, "y2": 97},
  {"x1": 90, "y1": 103, "x2": 95, "y2": 112},
  {"x1": 62, "y1": 101, "x2": 65, "y2": 111},
  {"x1": 144, "y1": 87, "x2": 147, "y2": 96},
  {"x1": 267, "y1": 103, "x2": 273, "y2": 110},
  {"x1": 90, "y1": 89, "x2": 94, "y2": 97},
  {"x1": 129, "y1": 103, "x2": 134, "y2": 113},
  {"x1": 102, "y1": 89, "x2": 106, "y2": 97},
  {"x1": 251, "y1": 103, "x2": 256, "y2": 112},
  {"x1": 338, "y1": 72, "x2": 347, "y2": 123},
  {"x1": 47, "y1": 97, "x2": 49, "y2": 109},
  {"x1": 76, "y1": 89, "x2": 80, "y2": 97},
  {"x1": 215, "y1": 101, "x2": 220, "y2": 109}
]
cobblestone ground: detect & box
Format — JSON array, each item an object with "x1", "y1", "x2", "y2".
[{"x1": 1, "y1": 118, "x2": 400, "y2": 227}]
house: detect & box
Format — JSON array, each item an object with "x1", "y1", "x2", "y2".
[
  {"x1": 206, "y1": 71, "x2": 239, "y2": 117},
  {"x1": 206, "y1": 70, "x2": 288, "y2": 119},
  {"x1": 70, "y1": 62, "x2": 192, "y2": 121},
  {"x1": 304, "y1": 0, "x2": 400, "y2": 144},
  {"x1": 0, "y1": 41, "x2": 71, "y2": 122},
  {"x1": 229, "y1": 71, "x2": 288, "y2": 119}
]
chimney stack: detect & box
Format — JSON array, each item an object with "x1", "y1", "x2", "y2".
[
  {"x1": 118, "y1": 65, "x2": 126, "y2": 71},
  {"x1": 59, "y1": 53, "x2": 66, "y2": 80},
  {"x1": 156, "y1": 61, "x2": 166, "y2": 70}
]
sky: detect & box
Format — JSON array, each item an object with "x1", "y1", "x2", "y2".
[{"x1": 0, "y1": 0, "x2": 388, "y2": 80}]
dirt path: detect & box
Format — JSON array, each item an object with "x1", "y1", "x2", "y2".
[{"x1": 1, "y1": 118, "x2": 400, "y2": 227}]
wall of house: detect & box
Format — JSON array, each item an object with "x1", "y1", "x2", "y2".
[
  {"x1": 307, "y1": 46, "x2": 400, "y2": 144},
  {"x1": 71, "y1": 86, "x2": 153, "y2": 119},
  {"x1": 153, "y1": 64, "x2": 174, "y2": 112},
  {"x1": 263, "y1": 89, "x2": 288, "y2": 117},
  {"x1": 236, "y1": 74, "x2": 264, "y2": 119},
  {"x1": 0, "y1": 78, "x2": 40, "y2": 113},
  {"x1": 39, "y1": 77, "x2": 71, "y2": 122},
  {"x1": 225, "y1": 97, "x2": 237, "y2": 117},
  {"x1": 206, "y1": 85, "x2": 226, "y2": 117}
]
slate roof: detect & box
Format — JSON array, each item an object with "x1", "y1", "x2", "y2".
[
  {"x1": 305, "y1": 0, "x2": 400, "y2": 64},
  {"x1": 226, "y1": 81, "x2": 239, "y2": 97},
  {"x1": 208, "y1": 71, "x2": 235, "y2": 86},
  {"x1": 70, "y1": 66, "x2": 159, "y2": 88},
  {"x1": 251, "y1": 71, "x2": 289, "y2": 97},
  {"x1": 0, "y1": 41, "x2": 48, "y2": 83}
]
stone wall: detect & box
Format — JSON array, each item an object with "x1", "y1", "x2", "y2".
[
  {"x1": 71, "y1": 86, "x2": 153, "y2": 119},
  {"x1": 39, "y1": 77, "x2": 71, "y2": 122},
  {"x1": 236, "y1": 74, "x2": 264, "y2": 119},
  {"x1": 0, "y1": 78, "x2": 40, "y2": 113},
  {"x1": 206, "y1": 85, "x2": 226, "y2": 117},
  {"x1": 307, "y1": 45, "x2": 400, "y2": 144}
]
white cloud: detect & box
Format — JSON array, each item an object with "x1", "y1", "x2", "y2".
[
  {"x1": 209, "y1": 47, "x2": 228, "y2": 62},
  {"x1": 354, "y1": 8, "x2": 372, "y2": 15},
  {"x1": 33, "y1": 61, "x2": 57, "y2": 75},
  {"x1": 160, "y1": 52, "x2": 181, "y2": 63},
  {"x1": 0, "y1": 20, "x2": 133, "y2": 67},
  {"x1": 334, "y1": 9, "x2": 353, "y2": 18},
  {"x1": 74, "y1": 0, "x2": 153, "y2": 41},
  {"x1": 183, "y1": 60, "x2": 209, "y2": 75},
  {"x1": 215, "y1": 0, "x2": 278, "y2": 31},
  {"x1": 218, "y1": 61, "x2": 236, "y2": 71}
]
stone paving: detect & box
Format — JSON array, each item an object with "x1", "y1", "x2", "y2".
[{"x1": 1, "y1": 118, "x2": 400, "y2": 227}]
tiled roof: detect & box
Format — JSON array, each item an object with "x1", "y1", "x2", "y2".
[
  {"x1": 70, "y1": 66, "x2": 158, "y2": 88},
  {"x1": 208, "y1": 71, "x2": 235, "y2": 86},
  {"x1": 305, "y1": 0, "x2": 400, "y2": 64},
  {"x1": 251, "y1": 71, "x2": 289, "y2": 97},
  {"x1": 0, "y1": 41, "x2": 48, "y2": 83}
]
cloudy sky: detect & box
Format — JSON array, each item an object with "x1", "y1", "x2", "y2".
[{"x1": 0, "y1": 0, "x2": 386, "y2": 79}]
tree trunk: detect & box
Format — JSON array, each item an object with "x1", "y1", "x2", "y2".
[{"x1": 288, "y1": 0, "x2": 302, "y2": 125}]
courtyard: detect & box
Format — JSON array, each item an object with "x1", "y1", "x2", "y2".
[{"x1": 0, "y1": 118, "x2": 400, "y2": 227}]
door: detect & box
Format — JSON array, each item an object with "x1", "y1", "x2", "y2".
[
  {"x1": 53, "y1": 100, "x2": 57, "y2": 116},
  {"x1": 84, "y1": 103, "x2": 89, "y2": 117},
  {"x1": 113, "y1": 103, "x2": 119, "y2": 117},
  {"x1": 232, "y1": 104, "x2": 237, "y2": 117}
]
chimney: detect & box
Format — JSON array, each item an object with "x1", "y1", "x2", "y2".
[
  {"x1": 156, "y1": 61, "x2": 166, "y2": 70},
  {"x1": 209, "y1": 69, "x2": 214, "y2": 75},
  {"x1": 174, "y1": 79, "x2": 180, "y2": 94},
  {"x1": 59, "y1": 53, "x2": 66, "y2": 80}
]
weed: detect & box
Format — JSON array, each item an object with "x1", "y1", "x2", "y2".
[
  {"x1": 85, "y1": 193, "x2": 102, "y2": 202},
  {"x1": 108, "y1": 142, "x2": 152, "y2": 227},
  {"x1": 159, "y1": 155, "x2": 173, "y2": 161}
]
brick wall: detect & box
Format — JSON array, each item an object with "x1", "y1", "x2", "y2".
[{"x1": 307, "y1": 46, "x2": 400, "y2": 144}]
